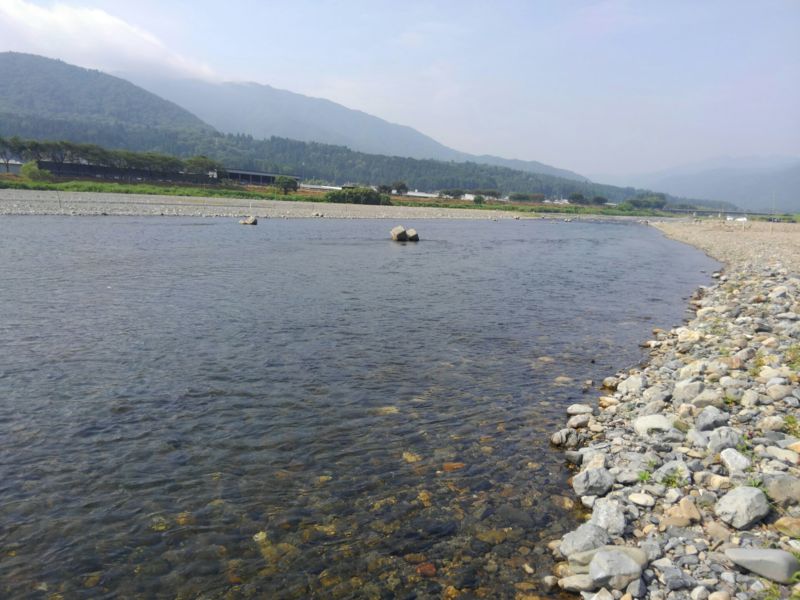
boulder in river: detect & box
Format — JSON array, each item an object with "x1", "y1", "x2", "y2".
[
  {"x1": 390, "y1": 225, "x2": 408, "y2": 241},
  {"x1": 406, "y1": 228, "x2": 419, "y2": 241},
  {"x1": 239, "y1": 216, "x2": 258, "y2": 225}
]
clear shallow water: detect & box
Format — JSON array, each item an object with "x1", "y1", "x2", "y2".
[{"x1": 0, "y1": 217, "x2": 717, "y2": 599}]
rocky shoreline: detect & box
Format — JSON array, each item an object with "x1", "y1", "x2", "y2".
[{"x1": 549, "y1": 221, "x2": 800, "y2": 599}]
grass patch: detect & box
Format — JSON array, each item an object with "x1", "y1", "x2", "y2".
[{"x1": 785, "y1": 415, "x2": 800, "y2": 438}]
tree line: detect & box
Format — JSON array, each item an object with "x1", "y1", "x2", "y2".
[{"x1": 0, "y1": 135, "x2": 225, "y2": 176}]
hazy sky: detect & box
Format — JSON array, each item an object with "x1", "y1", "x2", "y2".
[{"x1": 1, "y1": 0, "x2": 798, "y2": 176}]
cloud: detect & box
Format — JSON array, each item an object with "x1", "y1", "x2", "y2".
[{"x1": 0, "y1": 0, "x2": 216, "y2": 79}]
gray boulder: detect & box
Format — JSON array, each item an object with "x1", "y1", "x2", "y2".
[
  {"x1": 390, "y1": 225, "x2": 408, "y2": 241},
  {"x1": 589, "y1": 548, "x2": 643, "y2": 590},
  {"x1": 405, "y1": 228, "x2": 419, "y2": 242},
  {"x1": 589, "y1": 498, "x2": 626, "y2": 535},
  {"x1": 653, "y1": 460, "x2": 691, "y2": 486},
  {"x1": 672, "y1": 379, "x2": 704, "y2": 404},
  {"x1": 707, "y1": 427, "x2": 743, "y2": 453},
  {"x1": 560, "y1": 523, "x2": 610, "y2": 557},
  {"x1": 618, "y1": 374, "x2": 647, "y2": 395},
  {"x1": 719, "y1": 448, "x2": 752, "y2": 474},
  {"x1": 633, "y1": 414, "x2": 675, "y2": 438},
  {"x1": 695, "y1": 406, "x2": 730, "y2": 431},
  {"x1": 239, "y1": 215, "x2": 257, "y2": 225},
  {"x1": 725, "y1": 548, "x2": 800, "y2": 584},
  {"x1": 573, "y1": 468, "x2": 614, "y2": 497},
  {"x1": 763, "y1": 474, "x2": 800, "y2": 506},
  {"x1": 714, "y1": 487, "x2": 770, "y2": 529}
]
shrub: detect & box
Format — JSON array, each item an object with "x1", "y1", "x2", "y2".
[
  {"x1": 325, "y1": 188, "x2": 391, "y2": 205},
  {"x1": 20, "y1": 161, "x2": 52, "y2": 182}
]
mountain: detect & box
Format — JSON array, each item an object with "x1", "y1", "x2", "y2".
[
  {"x1": 614, "y1": 157, "x2": 800, "y2": 213},
  {"x1": 0, "y1": 52, "x2": 212, "y2": 133},
  {"x1": 1, "y1": 52, "x2": 707, "y2": 206},
  {"x1": 126, "y1": 75, "x2": 588, "y2": 182}
]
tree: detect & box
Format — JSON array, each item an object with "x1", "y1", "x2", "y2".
[
  {"x1": 275, "y1": 175, "x2": 298, "y2": 195},
  {"x1": 473, "y1": 195, "x2": 485, "y2": 205},
  {"x1": 392, "y1": 181, "x2": 408, "y2": 195},
  {"x1": 325, "y1": 187, "x2": 391, "y2": 205},
  {"x1": 568, "y1": 192, "x2": 588, "y2": 204},
  {"x1": 184, "y1": 155, "x2": 221, "y2": 175},
  {"x1": 377, "y1": 184, "x2": 392, "y2": 194},
  {"x1": 591, "y1": 196, "x2": 608, "y2": 205},
  {"x1": 0, "y1": 136, "x2": 13, "y2": 172}
]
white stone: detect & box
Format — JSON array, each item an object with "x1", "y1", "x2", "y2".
[
  {"x1": 629, "y1": 492, "x2": 655, "y2": 507},
  {"x1": 720, "y1": 448, "x2": 752, "y2": 474},
  {"x1": 633, "y1": 414, "x2": 675, "y2": 438}
]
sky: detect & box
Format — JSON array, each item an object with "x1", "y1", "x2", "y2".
[{"x1": 1, "y1": 0, "x2": 799, "y2": 177}]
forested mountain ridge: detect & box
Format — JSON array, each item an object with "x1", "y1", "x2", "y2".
[
  {"x1": 0, "y1": 52, "x2": 735, "y2": 208},
  {"x1": 127, "y1": 75, "x2": 588, "y2": 182},
  {"x1": 0, "y1": 52, "x2": 212, "y2": 132}
]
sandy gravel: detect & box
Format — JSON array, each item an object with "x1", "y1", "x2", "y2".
[{"x1": 654, "y1": 219, "x2": 800, "y2": 274}]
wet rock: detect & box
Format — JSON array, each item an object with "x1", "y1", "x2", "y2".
[
  {"x1": 567, "y1": 403, "x2": 594, "y2": 415},
  {"x1": 239, "y1": 215, "x2": 257, "y2": 225},
  {"x1": 405, "y1": 228, "x2": 419, "y2": 242},
  {"x1": 567, "y1": 413, "x2": 591, "y2": 429},
  {"x1": 558, "y1": 574, "x2": 595, "y2": 592},
  {"x1": 724, "y1": 548, "x2": 800, "y2": 584},
  {"x1": 714, "y1": 487, "x2": 770, "y2": 529}
]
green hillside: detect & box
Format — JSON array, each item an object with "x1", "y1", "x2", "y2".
[{"x1": 0, "y1": 52, "x2": 211, "y2": 132}]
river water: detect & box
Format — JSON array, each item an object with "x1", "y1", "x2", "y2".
[{"x1": 0, "y1": 217, "x2": 717, "y2": 599}]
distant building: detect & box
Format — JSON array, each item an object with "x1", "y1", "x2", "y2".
[
  {"x1": 406, "y1": 190, "x2": 439, "y2": 199},
  {"x1": 226, "y1": 169, "x2": 298, "y2": 186}
]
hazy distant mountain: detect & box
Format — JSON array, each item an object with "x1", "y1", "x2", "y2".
[
  {"x1": 127, "y1": 75, "x2": 588, "y2": 182},
  {"x1": 0, "y1": 52, "x2": 212, "y2": 133},
  {"x1": 612, "y1": 157, "x2": 800, "y2": 213}
]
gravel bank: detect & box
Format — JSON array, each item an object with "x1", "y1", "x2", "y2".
[
  {"x1": 549, "y1": 221, "x2": 800, "y2": 599},
  {"x1": 0, "y1": 188, "x2": 526, "y2": 220}
]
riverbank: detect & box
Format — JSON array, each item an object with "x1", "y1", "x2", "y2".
[
  {"x1": 0, "y1": 188, "x2": 651, "y2": 221},
  {"x1": 549, "y1": 220, "x2": 800, "y2": 598}
]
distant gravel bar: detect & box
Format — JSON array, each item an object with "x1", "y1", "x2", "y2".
[
  {"x1": 0, "y1": 188, "x2": 650, "y2": 222},
  {"x1": 0, "y1": 188, "x2": 530, "y2": 220}
]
